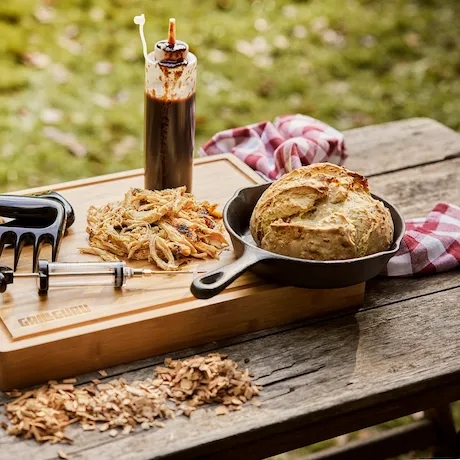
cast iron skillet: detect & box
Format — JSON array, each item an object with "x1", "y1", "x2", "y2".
[{"x1": 191, "y1": 183, "x2": 405, "y2": 299}]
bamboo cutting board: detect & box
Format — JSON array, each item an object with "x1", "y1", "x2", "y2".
[{"x1": 0, "y1": 155, "x2": 364, "y2": 390}]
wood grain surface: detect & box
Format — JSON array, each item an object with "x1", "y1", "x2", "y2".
[
  {"x1": 0, "y1": 154, "x2": 265, "y2": 340},
  {"x1": 2, "y1": 118, "x2": 460, "y2": 460},
  {"x1": 0, "y1": 154, "x2": 365, "y2": 390},
  {"x1": 345, "y1": 117, "x2": 460, "y2": 176}
]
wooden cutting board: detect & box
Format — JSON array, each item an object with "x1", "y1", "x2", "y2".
[{"x1": 0, "y1": 155, "x2": 364, "y2": 390}]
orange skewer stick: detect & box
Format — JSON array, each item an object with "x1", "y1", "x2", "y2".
[{"x1": 168, "y1": 18, "x2": 176, "y2": 45}]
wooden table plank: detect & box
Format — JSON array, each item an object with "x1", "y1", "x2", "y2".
[
  {"x1": 345, "y1": 117, "x2": 460, "y2": 177},
  {"x1": 369, "y1": 156, "x2": 460, "y2": 218},
  {"x1": 2, "y1": 118, "x2": 460, "y2": 459},
  {"x1": 2, "y1": 285, "x2": 459, "y2": 460}
]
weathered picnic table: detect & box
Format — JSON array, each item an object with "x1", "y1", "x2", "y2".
[{"x1": 2, "y1": 117, "x2": 460, "y2": 460}]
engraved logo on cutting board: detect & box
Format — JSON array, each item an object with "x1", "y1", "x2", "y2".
[{"x1": 17, "y1": 304, "x2": 91, "y2": 327}]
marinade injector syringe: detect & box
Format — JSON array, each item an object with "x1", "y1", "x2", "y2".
[{"x1": 0, "y1": 260, "x2": 201, "y2": 295}]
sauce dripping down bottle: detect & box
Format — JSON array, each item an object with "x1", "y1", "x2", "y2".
[{"x1": 134, "y1": 15, "x2": 196, "y2": 191}]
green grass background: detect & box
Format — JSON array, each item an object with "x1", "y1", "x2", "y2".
[
  {"x1": 1, "y1": 0, "x2": 460, "y2": 457},
  {"x1": 1, "y1": 0, "x2": 460, "y2": 192}
]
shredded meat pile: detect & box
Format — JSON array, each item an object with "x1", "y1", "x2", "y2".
[{"x1": 81, "y1": 187, "x2": 228, "y2": 270}]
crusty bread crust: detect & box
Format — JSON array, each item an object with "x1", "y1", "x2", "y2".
[{"x1": 250, "y1": 163, "x2": 394, "y2": 260}]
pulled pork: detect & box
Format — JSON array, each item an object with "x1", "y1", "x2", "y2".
[{"x1": 81, "y1": 187, "x2": 228, "y2": 270}]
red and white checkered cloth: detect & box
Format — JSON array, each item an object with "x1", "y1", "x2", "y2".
[
  {"x1": 199, "y1": 114, "x2": 347, "y2": 180},
  {"x1": 384, "y1": 203, "x2": 460, "y2": 276}
]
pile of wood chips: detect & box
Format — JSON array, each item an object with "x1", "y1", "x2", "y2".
[{"x1": 2, "y1": 353, "x2": 262, "y2": 445}]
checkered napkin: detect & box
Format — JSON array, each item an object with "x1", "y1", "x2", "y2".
[
  {"x1": 384, "y1": 203, "x2": 460, "y2": 276},
  {"x1": 199, "y1": 114, "x2": 348, "y2": 180}
]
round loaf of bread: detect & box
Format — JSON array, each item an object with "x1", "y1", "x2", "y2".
[{"x1": 250, "y1": 163, "x2": 394, "y2": 260}]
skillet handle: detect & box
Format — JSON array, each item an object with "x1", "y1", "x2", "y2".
[{"x1": 191, "y1": 250, "x2": 264, "y2": 299}]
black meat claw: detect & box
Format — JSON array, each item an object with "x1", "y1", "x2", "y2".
[
  {"x1": 0, "y1": 193, "x2": 72, "y2": 271},
  {"x1": 29, "y1": 191, "x2": 75, "y2": 229}
]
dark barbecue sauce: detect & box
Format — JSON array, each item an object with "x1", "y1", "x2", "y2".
[{"x1": 144, "y1": 91, "x2": 195, "y2": 192}]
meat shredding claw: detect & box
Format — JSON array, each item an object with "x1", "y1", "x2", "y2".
[{"x1": 0, "y1": 192, "x2": 75, "y2": 271}]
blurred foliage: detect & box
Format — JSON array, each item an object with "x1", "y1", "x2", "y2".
[{"x1": 1, "y1": 0, "x2": 460, "y2": 190}]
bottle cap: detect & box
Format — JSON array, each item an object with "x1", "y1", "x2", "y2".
[
  {"x1": 154, "y1": 40, "x2": 188, "y2": 63},
  {"x1": 154, "y1": 19, "x2": 188, "y2": 63}
]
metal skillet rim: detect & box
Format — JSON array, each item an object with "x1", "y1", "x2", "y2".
[{"x1": 223, "y1": 184, "x2": 405, "y2": 265}]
